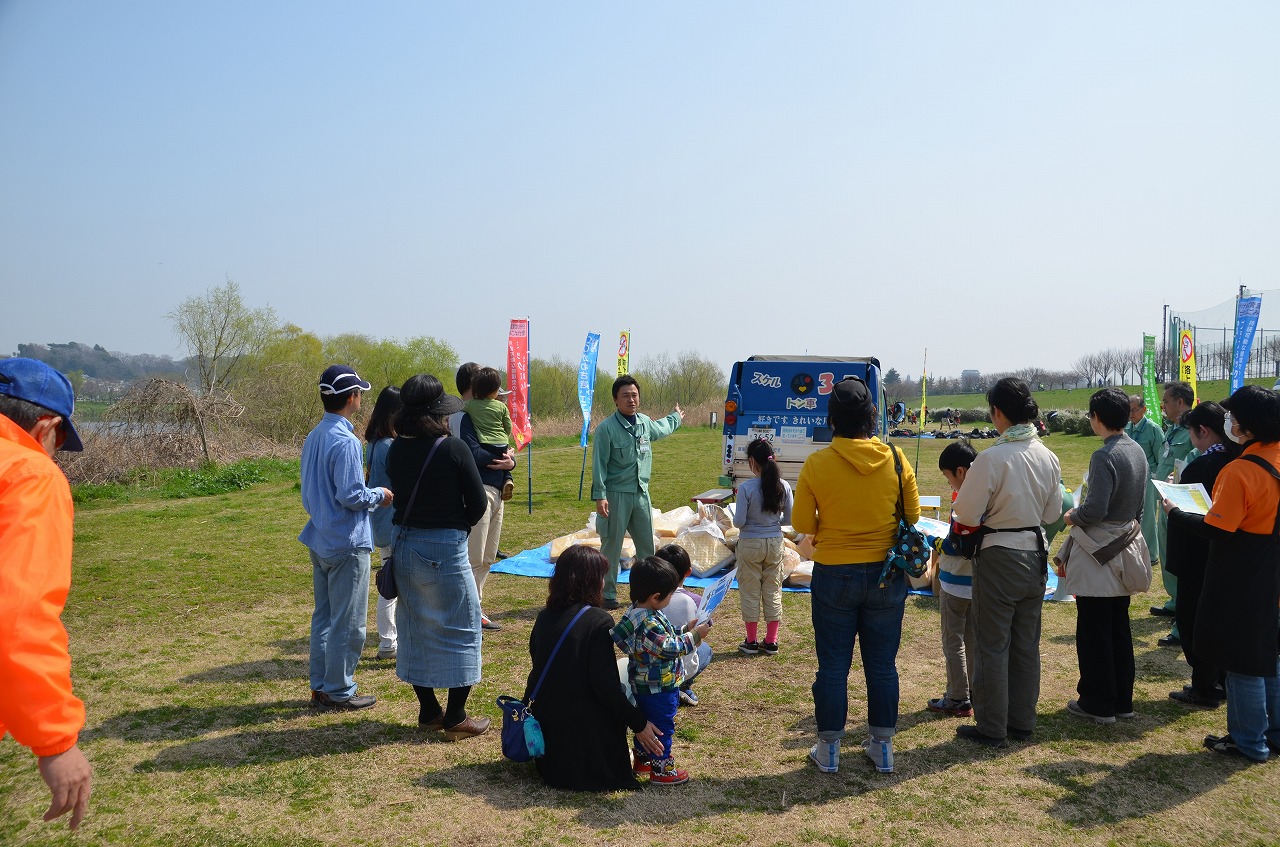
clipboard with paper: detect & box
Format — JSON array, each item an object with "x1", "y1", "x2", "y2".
[
  {"x1": 697, "y1": 567, "x2": 738, "y2": 624},
  {"x1": 1151, "y1": 479, "x2": 1212, "y2": 516}
]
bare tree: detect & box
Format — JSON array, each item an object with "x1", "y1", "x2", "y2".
[{"x1": 168, "y1": 280, "x2": 277, "y2": 394}]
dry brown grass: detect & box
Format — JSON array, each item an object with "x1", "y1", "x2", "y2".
[{"x1": 4, "y1": 428, "x2": 1278, "y2": 846}]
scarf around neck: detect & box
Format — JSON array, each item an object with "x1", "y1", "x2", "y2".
[{"x1": 994, "y1": 421, "x2": 1038, "y2": 446}]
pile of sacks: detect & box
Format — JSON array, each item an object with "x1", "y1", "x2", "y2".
[{"x1": 549, "y1": 502, "x2": 815, "y2": 583}]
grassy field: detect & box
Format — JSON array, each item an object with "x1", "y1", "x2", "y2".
[{"x1": 2, "y1": 426, "x2": 1277, "y2": 846}]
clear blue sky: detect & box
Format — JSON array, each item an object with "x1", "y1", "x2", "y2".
[{"x1": 2, "y1": 2, "x2": 1276, "y2": 381}]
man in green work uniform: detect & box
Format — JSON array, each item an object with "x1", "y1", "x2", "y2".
[
  {"x1": 1151, "y1": 381, "x2": 1194, "y2": 646},
  {"x1": 1126, "y1": 394, "x2": 1164, "y2": 580},
  {"x1": 591, "y1": 375, "x2": 683, "y2": 609}
]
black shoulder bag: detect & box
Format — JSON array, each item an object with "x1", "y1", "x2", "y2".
[{"x1": 376, "y1": 437, "x2": 443, "y2": 601}]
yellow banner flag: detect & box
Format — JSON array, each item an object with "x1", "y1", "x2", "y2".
[
  {"x1": 1178, "y1": 329, "x2": 1199, "y2": 405},
  {"x1": 616, "y1": 330, "x2": 630, "y2": 377}
]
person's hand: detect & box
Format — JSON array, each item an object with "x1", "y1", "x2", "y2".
[
  {"x1": 693, "y1": 621, "x2": 712, "y2": 640},
  {"x1": 634, "y1": 721, "x2": 665, "y2": 757},
  {"x1": 596, "y1": 499, "x2": 609, "y2": 517},
  {"x1": 488, "y1": 449, "x2": 516, "y2": 472},
  {"x1": 674, "y1": 403, "x2": 684, "y2": 421},
  {"x1": 1062, "y1": 509, "x2": 1075, "y2": 527},
  {"x1": 797, "y1": 535, "x2": 816, "y2": 560},
  {"x1": 1161, "y1": 497, "x2": 1176, "y2": 515},
  {"x1": 38, "y1": 746, "x2": 92, "y2": 830},
  {"x1": 380, "y1": 488, "x2": 393, "y2": 506}
]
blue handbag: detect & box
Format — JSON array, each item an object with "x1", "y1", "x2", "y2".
[
  {"x1": 497, "y1": 604, "x2": 590, "y2": 762},
  {"x1": 880, "y1": 444, "x2": 930, "y2": 587}
]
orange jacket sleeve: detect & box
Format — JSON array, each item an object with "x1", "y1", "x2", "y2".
[{"x1": 0, "y1": 443, "x2": 85, "y2": 757}]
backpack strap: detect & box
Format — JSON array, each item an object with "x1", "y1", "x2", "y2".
[
  {"x1": 1239, "y1": 454, "x2": 1280, "y2": 537},
  {"x1": 889, "y1": 443, "x2": 906, "y2": 522},
  {"x1": 527, "y1": 604, "x2": 592, "y2": 706}
]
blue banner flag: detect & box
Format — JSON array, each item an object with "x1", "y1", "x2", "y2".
[
  {"x1": 1232, "y1": 294, "x2": 1262, "y2": 392},
  {"x1": 578, "y1": 332, "x2": 601, "y2": 446}
]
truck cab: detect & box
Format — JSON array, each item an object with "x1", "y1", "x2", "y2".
[{"x1": 719, "y1": 355, "x2": 888, "y2": 487}]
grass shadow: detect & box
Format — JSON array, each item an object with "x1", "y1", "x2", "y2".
[
  {"x1": 181, "y1": 659, "x2": 307, "y2": 683},
  {"x1": 134, "y1": 719, "x2": 433, "y2": 771},
  {"x1": 1026, "y1": 750, "x2": 1245, "y2": 825},
  {"x1": 84, "y1": 699, "x2": 314, "y2": 743},
  {"x1": 412, "y1": 732, "x2": 1031, "y2": 829},
  {"x1": 267, "y1": 637, "x2": 310, "y2": 656}
]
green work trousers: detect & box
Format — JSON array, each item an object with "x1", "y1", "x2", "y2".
[{"x1": 600, "y1": 490, "x2": 655, "y2": 603}]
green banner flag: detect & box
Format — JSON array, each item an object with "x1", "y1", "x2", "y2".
[{"x1": 1142, "y1": 334, "x2": 1161, "y2": 424}]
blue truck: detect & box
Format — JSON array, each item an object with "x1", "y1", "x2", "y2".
[{"x1": 718, "y1": 355, "x2": 889, "y2": 488}]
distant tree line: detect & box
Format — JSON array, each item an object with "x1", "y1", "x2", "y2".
[
  {"x1": 50, "y1": 281, "x2": 726, "y2": 450},
  {"x1": 13, "y1": 342, "x2": 184, "y2": 392}
]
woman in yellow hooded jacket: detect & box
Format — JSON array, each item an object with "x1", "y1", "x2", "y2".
[{"x1": 793, "y1": 376, "x2": 919, "y2": 776}]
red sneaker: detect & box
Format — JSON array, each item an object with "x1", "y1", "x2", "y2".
[
  {"x1": 649, "y1": 758, "x2": 690, "y2": 785},
  {"x1": 632, "y1": 752, "x2": 651, "y2": 775}
]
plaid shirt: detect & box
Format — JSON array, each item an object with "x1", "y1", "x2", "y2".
[{"x1": 611, "y1": 606, "x2": 701, "y2": 694}]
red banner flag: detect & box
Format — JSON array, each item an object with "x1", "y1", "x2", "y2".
[{"x1": 507, "y1": 319, "x2": 532, "y2": 451}]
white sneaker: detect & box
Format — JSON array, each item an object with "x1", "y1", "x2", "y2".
[
  {"x1": 1066, "y1": 699, "x2": 1116, "y2": 725},
  {"x1": 863, "y1": 736, "x2": 894, "y2": 773},
  {"x1": 808, "y1": 741, "x2": 839, "y2": 773},
  {"x1": 376, "y1": 646, "x2": 397, "y2": 660}
]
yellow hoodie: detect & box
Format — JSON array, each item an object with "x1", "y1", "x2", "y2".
[{"x1": 793, "y1": 436, "x2": 920, "y2": 566}]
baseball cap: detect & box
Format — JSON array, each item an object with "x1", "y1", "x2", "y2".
[
  {"x1": 828, "y1": 375, "x2": 872, "y2": 415},
  {"x1": 319, "y1": 365, "x2": 371, "y2": 396},
  {"x1": 0, "y1": 358, "x2": 84, "y2": 451}
]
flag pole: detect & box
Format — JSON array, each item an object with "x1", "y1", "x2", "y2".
[
  {"x1": 525, "y1": 315, "x2": 533, "y2": 515},
  {"x1": 914, "y1": 349, "x2": 927, "y2": 470}
]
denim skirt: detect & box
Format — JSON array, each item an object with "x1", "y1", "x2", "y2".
[{"x1": 393, "y1": 528, "x2": 482, "y2": 689}]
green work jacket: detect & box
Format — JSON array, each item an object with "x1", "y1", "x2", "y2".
[
  {"x1": 1155, "y1": 423, "x2": 1192, "y2": 482},
  {"x1": 1125, "y1": 416, "x2": 1163, "y2": 475},
  {"x1": 590, "y1": 410, "x2": 681, "y2": 500}
]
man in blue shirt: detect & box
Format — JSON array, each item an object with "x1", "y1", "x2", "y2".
[{"x1": 299, "y1": 365, "x2": 392, "y2": 710}]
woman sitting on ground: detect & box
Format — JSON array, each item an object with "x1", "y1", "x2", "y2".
[{"x1": 526, "y1": 545, "x2": 664, "y2": 790}]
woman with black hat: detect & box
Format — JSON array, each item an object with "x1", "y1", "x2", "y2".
[
  {"x1": 1164, "y1": 384, "x2": 1280, "y2": 762},
  {"x1": 793, "y1": 375, "x2": 919, "y2": 775},
  {"x1": 385, "y1": 374, "x2": 491, "y2": 740}
]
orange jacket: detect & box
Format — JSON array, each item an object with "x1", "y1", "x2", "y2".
[
  {"x1": 1205, "y1": 442, "x2": 1280, "y2": 535},
  {"x1": 0, "y1": 414, "x2": 84, "y2": 756}
]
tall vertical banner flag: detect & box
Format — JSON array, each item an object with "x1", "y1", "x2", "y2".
[
  {"x1": 577, "y1": 332, "x2": 601, "y2": 447},
  {"x1": 507, "y1": 319, "x2": 532, "y2": 451},
  {"x1": 1231, "y1": 294, "x2": 1263, "y2": 392},
  {"x1": 617, "y1": 330, "x2": 630, "y2": 377},
  {"x1": 920, "y1": 349, "x2": 928, "y2": 422},
  {"x1": 1141, "y1": 335, "x2": 1161, "y2": 424},
  {"x1": 1178, "y1": 328, "x2": 1199, "y2": 406}
]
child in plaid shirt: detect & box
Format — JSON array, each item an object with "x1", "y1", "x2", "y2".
[{"x1": 611, "y1": 556, "x2": 711, "y2": 785}]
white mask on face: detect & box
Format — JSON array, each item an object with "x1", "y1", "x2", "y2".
[{"x1": 1224, "y1": 411, "x2": 1245, "y2": 444}]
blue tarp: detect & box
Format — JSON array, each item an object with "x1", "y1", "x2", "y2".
[{"x1": 490, "y1": 541, "x2": 1059, "y2": 599}]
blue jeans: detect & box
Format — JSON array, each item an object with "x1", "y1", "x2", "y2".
[
  {"x1": 1226, "y1": 657, "x2": 1280, "y2": 762},
  {"x1": 810, "y1": 563, "x2": 907, "y2": 741},
  {"x1": 681, "y1": 642, "x2": 713, "y2": 689},
  {"x1": 634, "y1": 689, "x2": 679, "y2": 759},
  {"x1": 309, "y1": 547, "x2": 371, "y2": 700}
]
